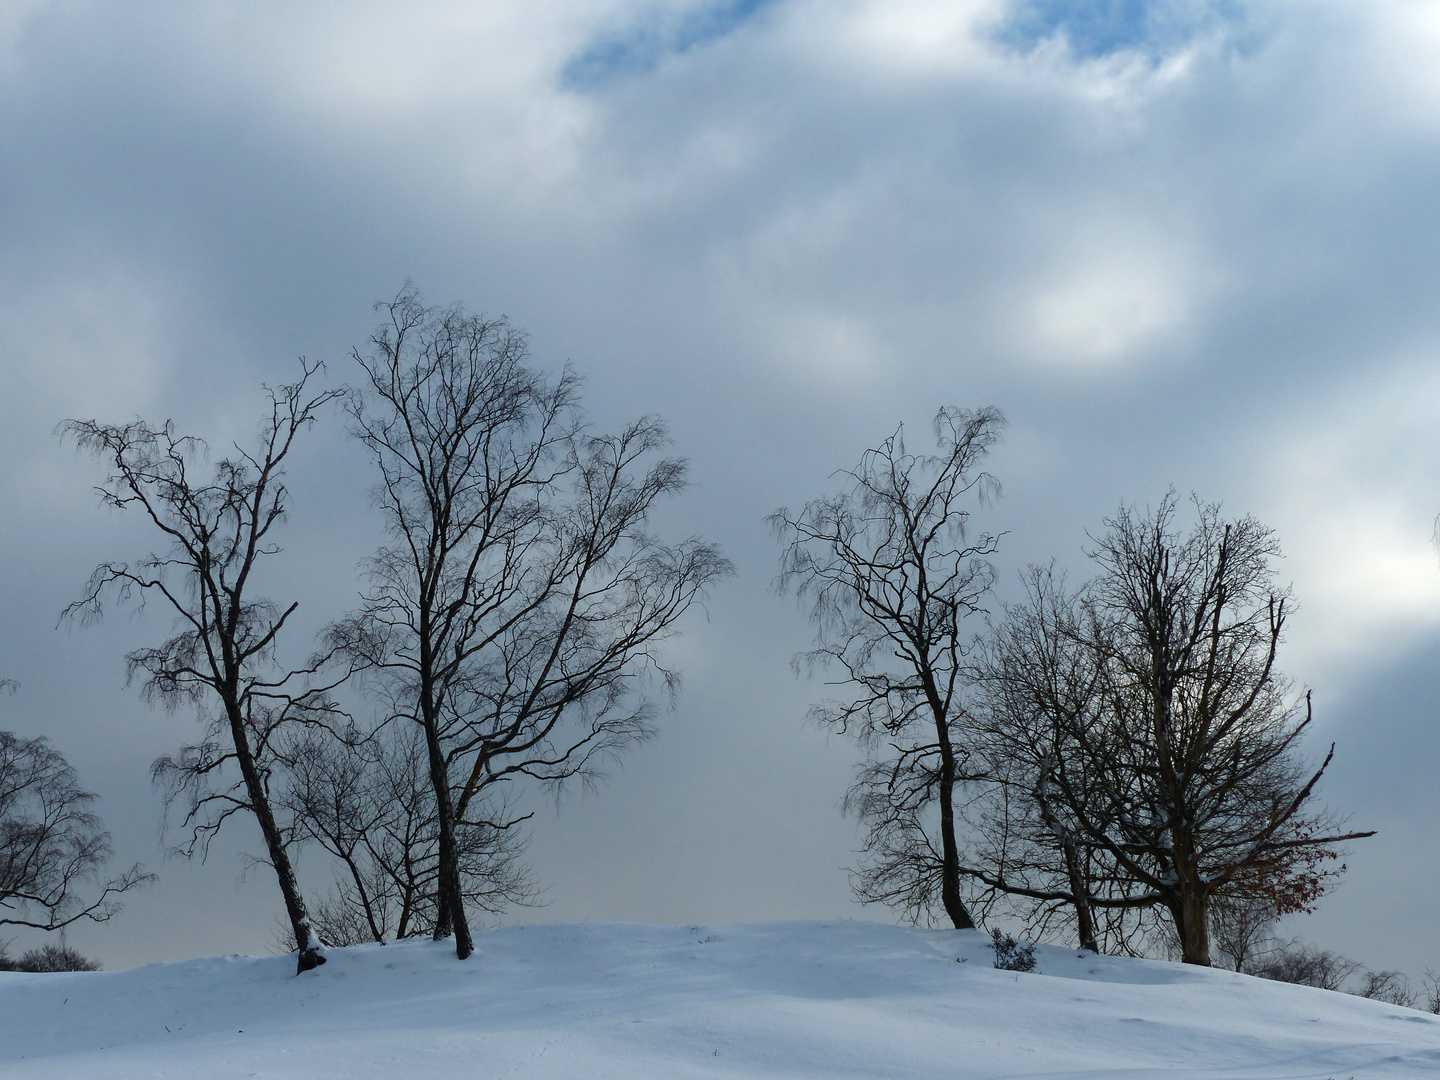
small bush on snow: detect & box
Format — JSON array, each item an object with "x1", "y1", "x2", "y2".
[
  {"x1": 0, "y1": 944, "x2": 102, "y2": 972},
  {"x1": 991, "y1": 930, "x2": 1037, "y2": 972}
]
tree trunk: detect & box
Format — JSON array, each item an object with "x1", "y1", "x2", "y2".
[
  {"x1": 935, "y1": 727, "x2": 976, "y2": 930},
  {"x1": 423, "y1": 717, "x2": 473, "y2": 959},
  {"x1": 340, "y1": 852, "x2": 385, "y2": 943},
  {"x1": 1035, "y1": 763, "x2": 1097, "y2": 952},
  {"x1": 1060, "y1": 837, "x2": 1099, "y2": 953},
  {"x1": 226, "y1": 702, "x2": 325, "y2": 973},
  {"x1": 1173, "y1": 882, "x2": 1212, "y2": 966}
]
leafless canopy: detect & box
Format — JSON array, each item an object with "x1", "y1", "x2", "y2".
[
  {"x1": 966, "y1": 564, "x2": 1172, "y2": 955},
  {"x1": 0, "y1": 727, "x2": 150, "y2": 931},
  {"x1": 59, "y1": 363, "x2": 346, "y2": 972},
  {"x1": 280, "y1": 724, "x2": 533, "y2": 944},
  {"x1": 771, "y1": 406, "x2": 1005, "y2": 930},
  {"x1": 978, "y1": 494, "x2": 1370, "y2": 965},
  {"x1": 334, "y1": 286, "x2": 732, "y2": 959},
  {"x1": 1251, "y1": 939, "x2": 1362, "y2": 991}
]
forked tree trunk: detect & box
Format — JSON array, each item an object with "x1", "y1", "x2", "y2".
[{"x1": 423, "y1": 719, "x2": 472, "y2": 959}]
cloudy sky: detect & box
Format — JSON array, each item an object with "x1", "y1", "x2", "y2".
[{"x1": 3, "y1": 0, "x2": 1440, "y2": 974}]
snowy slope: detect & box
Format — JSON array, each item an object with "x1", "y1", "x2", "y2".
[{"x1": 2, "y1": 921, "x2": 1438, "y2": 1079}]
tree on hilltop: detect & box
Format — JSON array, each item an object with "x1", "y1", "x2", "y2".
[
  {"x1": 772, "y1": 407, "x2": 1005, "y2": 930},
  {"x1": 61, "y1": 365, "x2": 346, "y2": 973},
  {"x1": 328, "y1": 287, "x2": 732, "y2": 959},
  {"x1": 978, "y1": 494, "x2": 1370, "y2": 965}
]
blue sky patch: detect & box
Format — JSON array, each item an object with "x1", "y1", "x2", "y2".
[
  {"x1": 563, "y1": 0, "x2": 783, "y2": 90},
  {"x1": 996, "y1": 0, "x2": 1243, "y2": 60}
]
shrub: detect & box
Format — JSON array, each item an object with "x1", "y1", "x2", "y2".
[
  {"x1": 1423, "y1": 970, "x2": 1440, "y2": 1014},
  {"x1": 991, "y1": 929, "x2": 1037, "y2": 972},
  {"x1": 1355, "y1": 970, "x2": 1417, "y2": 1008},
  {"x1": 0, "y1": 944, "x2": 102, "y2": 972},
  {"x1": 1251, "y1": 940, "x2": 1359, "y2": 991}
]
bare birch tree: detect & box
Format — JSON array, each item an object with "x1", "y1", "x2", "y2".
[
  {"x1": 60, "y1": 365, "x2": 344, "y2": 972},
  {"x1": 771, "y1": 407, "x2": 1005, "y2": 930},
  {"x1": 335, "y1": 287, "x2": 731, "y2": 959},
  {"x1": 0, "y1": 703, "x2": 150, "y2": 932}
]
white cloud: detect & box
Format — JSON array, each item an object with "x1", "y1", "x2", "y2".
[
  {"x1": 1248, "y1": 358, "x2": 1440, "y2": 686},
  {"x1": 825, "y1": 0, "x2": 1005, "y2": 74},
  {"x1": 1019, "y1": 234, "x2": 1200, "y2": 366}
]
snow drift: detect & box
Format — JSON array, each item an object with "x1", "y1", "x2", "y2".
[{"x1": 2, "y1": 921, "x2": 1437, "y2": 1078}]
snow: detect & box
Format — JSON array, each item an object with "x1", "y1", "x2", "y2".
[{"x1": 2, "y1": 921, "x2": 1438, "y2": 1078}]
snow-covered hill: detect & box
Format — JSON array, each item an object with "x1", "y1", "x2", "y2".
[{"x1": 2, "y1": 921, "x2": 1438, "y2": 1078}]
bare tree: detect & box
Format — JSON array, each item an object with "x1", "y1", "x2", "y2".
[
  {"x1": 771, "y1": 407, "x2": 1005, "y2": 930},
  {"x1": 1356, "y1": 969, "x2": 1418, "y2": 1007},
  {"x1": 335, "y1": 287, "x2": 731, "y2": 959},
  {"x1": 967, "y1": 565, "x2": 1162, "y2": 954},
  {"x1": 1209, "y1": 894, "x2": 1277, "y2": 973},
  {"x1": 1252, "y1": 939, "x2": 1362, "y2": 990},
  {"x1": 986, "y1": 494, "x2": 1370, "y2": 965},
  {"x1": 1423, "y1": 970, "x2": 1440, "y2": 1014},
  {"x1": 280, "y1": 724, "x2": 532, "y2": 944},
  {"x1": 0, "y1": 942, "x2": 104, "y2": 971},
  {"x1": 1, "y1": 723, "x2": 150, "y2": 933},
  {"x1": 60, "y1": 365, "x2": 345, "y2": 972},
  {"x1": 957, "y1": 762, "x2": 1165, "y2": 955}
]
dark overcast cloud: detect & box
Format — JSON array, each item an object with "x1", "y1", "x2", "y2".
[{"x1": 2, "y1": 0, "x2": 1439, "y2": 974}]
